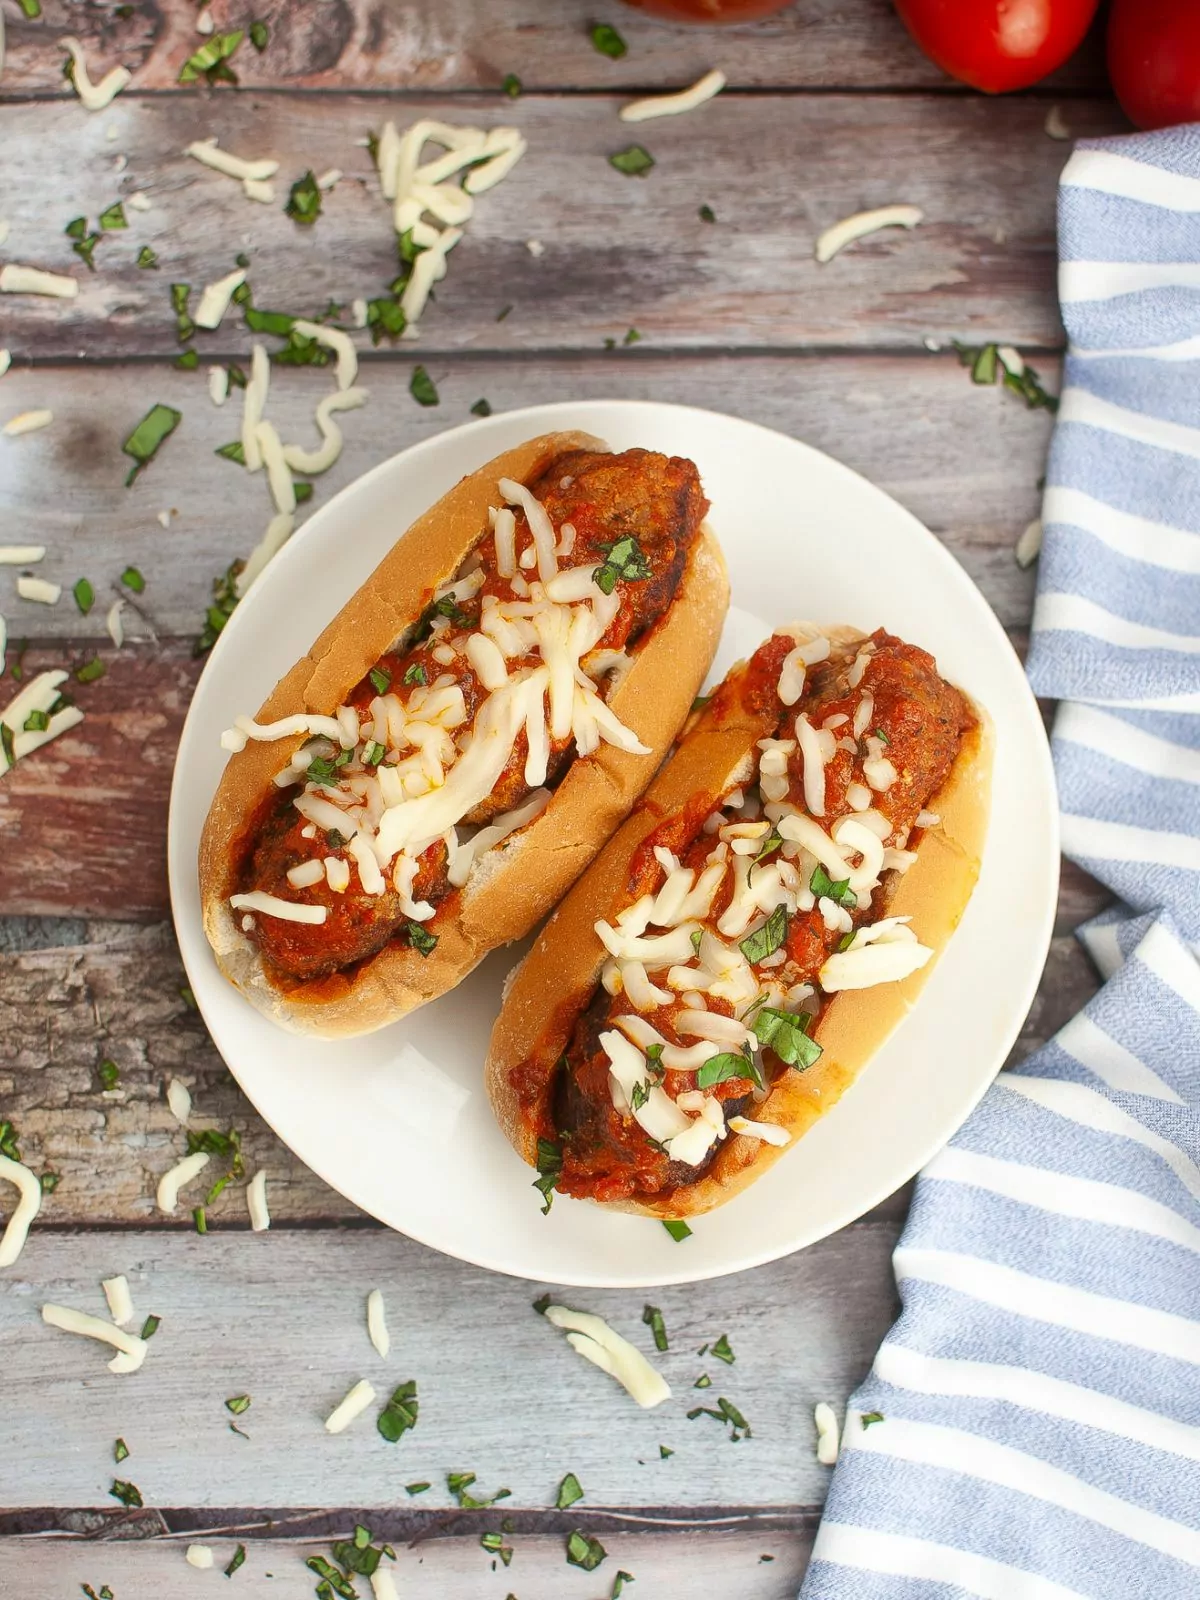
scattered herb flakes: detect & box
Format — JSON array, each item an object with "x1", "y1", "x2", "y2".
[
  {"x1": 612, "y1": 1574, "x2": 635, "y2": 1597},
  {"x1": 174, "y1": 348, "x2": 200, "y2": 371},
  {"x1": 609, "y1": 145, "x2": 654, "y2": 178},
  {"x1": 108, "y1": 1478, "x2": 143, "y2": 1508},
  {"x1": 179, "y1": 985, "x2": 198, "y2": 1010},
  {"x1": 40, "y1": 1171, "x2": 61, "y2": 1192},
  {"x1": 752, "y1": 1004, "x2": 822, "y2": 1071},
  {"x1": 377, "y1": 1379, "x2": 419, "y2": 1442},
  {"x1": 623, "y1": 327, "x2": 641, "y2": 345},
  {"x1": 73, "y1": 577, "x2": 95, "y2": 615},
  {"x1": 405, "y1": 1480, "x2": 431, "y2": 1496},
  {"x1": 593, "y1": 533, "x2": 650, "y2": 595},
  {"x1": 113, "y1": 1438, "x2": 129, "y2": 1463},
  {"x1": 215, "y1": 440, "x2": 246, "y2": 464},
  {"x1": 121, "y1": 403, "x2": 181, "y2": 486},
  {"x1": 17, "y1": 0, "x2": 41, "y2": 16},
  {"x1": 224, "y1": 1542, "x2": 247, "y2": 1578},
  {"x1": 662, "y1": 1219, "x2": 691, "y2": 1242},
  {"x1": 192, "y1": 1204, "x2": 207, "y2": 1234},
  {"x1": 65, "y1": 216, "x2": 87, "y2": 239},
  {"x1": 1, "y1": 721, "x2": 15, "y2": 770},
  {"x1": 226, "y1": 362, "x2": 248, "y2": 389},
  {"x1": 694, "y1": 1373, "x2": 712, "y2": 1389},
  {"x1": 481, "y1": 1531, "x2": 513, "y2": 1566},
  {"x1": 365, "y1": 296, "x2": 407, "y2": 344},
  {"x1": 699, "y1": 203, "x2": 716, "y2": 223},
  {"x1": 243, "y1": 305, "x2": 295, "y2": 336},
  {"x1": 179, "y1": 29, "x2": 244, "y2": 86},
  {"x1": 369, "y1": 666, "x2": 392, "y2": 695},
  {"x1": 470, "y1": 398, "x2": 493, "y2": 417},
  {"x1": 659, "y1": 1444, "x2": 673, "y2": 1459},
  {"x1": 16, "y1": 706, "x2": 41, "y2": 732},
  {"x1": 566, "y1": 1530, "x2": 607, "y2": 1572},
  {"x1": 873, "y1": 725, "x2": 891, "y2": 746},
  {"x1": 401, "y1": 662, "x2": 425, "y2": 688},
  {"x1": 225, "y1": 1394, "x2": 251, "y2": 1415},
  {"x1": 759, "y1": 1553, "x2": 775, "y2": 1563},
  {"x1": 533, "y1": 1136, "x2": 562, "y2": 1214},
  {"x1": 140, "y1": 1313, "x2": 161, "y2": 1339},
  {"x1": 687, "y1": 1395, "x2": 751, "y2": 1440},
  {"x1": 556, "y1": 1471, "x2": 584, "y2": 1510},
  {"x1": 809, "y1": 863, "x2": 857, "y2": 909},
  {"x1": 448, "y1": 1470, "x2": 511, "y2": 1510},
  {"x1": 739, "y1": 903, "x2": 789, "y2": 965},
  {"x1": 836, "y1": 928, "x2": 855, "y2": 952},
  {"x1": 81, "y1": 1588, "x2": 113, "y2": 1600},
  {"x1": 953, "y1": 340, "x2": 1058, "y2": 412},
  {"x1": 532, "y1": 1292, "x2": 553, "y2": 1315},
  {"x1": 409, "y1": 364, "x2": 439, "y2": 407},
  {"x1": 696, "y1": 1042, "x2": 762, "y2": 1092},
  {"x1": 73, "y1": 232, "x2": 102, "y2": 271},
  {"x1": 405, "y1": 920, "x2": 438, "y2": 957},
  {"x1": 496, "y1": 303, "x2": 513, "y2": 322},
  {"x1": 502, "y1": 72, "x2": 522, "y2": 97},
  {"x1": 136, "y1": 246, "x2": 159, "y2": 270},
  {"x1": 642, "y1": 1304, "x2": 668, "y2": 1352},
  {"x1": 285, "y1": 170, "x2": 322, "y2": 226},
  {"x1": 99, "y1": 201, "x2": 127, "y2": 231},
  {"x1": 711, "y1": 1333, "x2": 735, "y2": 1365},
  {"x1": 249, "y1": 18, "x2": 269, "y2": 50},
  {"x1": 860, "y1": 1410, "x2": 885, "y2": 1428},
  {"x1": 195, "y1": 560, "x2": 243, "y2": 654},
  {"x1": 98, "y1": 1059, "x2": 120, "y2": 1090},
  {"x1": 590, "y1": 22, "x2": 627, "y2": 58}
]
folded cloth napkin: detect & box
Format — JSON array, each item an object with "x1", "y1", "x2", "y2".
[{"x1": 801, "y1": 128, "x2": 1200, "y2": 1599}]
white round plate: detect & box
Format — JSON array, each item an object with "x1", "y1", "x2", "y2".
[{"x1": 169, "y1": 400, "x2": 1057, "y2": 1288}]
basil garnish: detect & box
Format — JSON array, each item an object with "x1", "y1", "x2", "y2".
[
  {"x1": 502, "y1": 73, "x2": 521, "y2": 97},
  {"x1": 121, "y1": 403, "x2": 181, "y2": 485},
  {"x1": 224, "y1": 1543, "x2": 247, "y2": 1577},
  {"x1": 699, "y1": 204, "x2": 716, "y2": 223},
  {"x1": 711, "y1": 1333, "x2": 735, "y2": 1365},
  {"x1": 810, "y1": 864, "x2": 856, "y2": 909},
  {"x1": 533, "y1": 1136, "x2": 562, "y2": 1214},
  {"x1": 662, "y1": 1219, "x2": 691, "y2": 1242},
  {"x1": 215, "y1": 440, "x2": 246, "y2": 464},
  {"x1": 590, "y1": 23, "x2": 627, "y2": 58},
  {"x1": 751, "y1": 1005, "x2": 822, "y2": 1071},
  {"x1": 99, "y1": 202, "x2": 127, "y2": 231},
  {"x1": 861, "y1": 1410, "x2": 885, "y2": 1428},
  {"x1": 23, "y1": 709, "x2": 49, "y2": 733},
  {"x1": 739, "y1": 904, "x2": 788, "y2": 964},
  {"x1": 642, "y1": 1303, "x2": 668, "y2": 1352},
  {"x1": 98, "y1": 1059, "x2": 119, "y2": 1090},
  {"x1": 593, "y1": 534, "x2": 651, "y2": 596},
  {"x1": 403, "y1": 662, "x2": 427, "y2": 686},
  {"x1": 113, "y1": 1438, "x2": 129, "y2": 1463},
  {"x1": 470, "y1": 398, "x2": 493, "y2": 417},
  {"x1": 225, "y1": 1395, "x2": 251, "y2": 1415},
  {"x1": 696, "y1": 1043, "x2": 763, "y2": 1092},
  {"x1": 109, "y1": 1478, "x2": 143, "y2": 1508},
  {"x1": 179, "y1": 30, "x2": 243, "y2": 86},
  {"x1": 249, "y1": 19, "x2": 269, "y2": 50},
  {"x1": 556, "y1": 1471, "x2": 584, "y2": 1510},
  {"x1": 566, "y1": 1530, "x2": 607, "y2": 1571},
  {"x1": 377, "y1": 1379, "x2": 418, "y2": 1442},
  {"x1": 406, "y1": 921, "x2": 437, "y2": 957},
  {"x1": 369, "y1": 667, "x2": 391, "y2": 695},
  {"x1": 410, "y1": 365, "x2": 439, "y2": 407},
  {"x1": 609, "y1": 145, "x2": 654, "y2": 178},
  {"x1": 136, "y1": 246, "x2": 158, "y2": 269},
  {"x1": 121, "y1": 566, "x2": 145, "y2": 594},
  {"x1": 285, "y1": 170, "x2": 322, "y2": 226},
  {"x1": 140, "y1": 1313, "x2": 161, "y2": 1339}
]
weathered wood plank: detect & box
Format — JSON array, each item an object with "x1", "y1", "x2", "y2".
[
  {"x1": 0, "y1": 352, "x2": 1057, "y2": 646},
  {"x1": 0, "y1": 1228, "x2": 895, "y2": 1509},
  {"x1": 0, "y1": 95, "x2": 1121, "y2": 357},
  {"x1": 1, "y1": 1530, "x2": 813, "y2": 1597},
  {"x1": 0, "y1": 0, "x2": 1111, "y2": 96},
  {"x1": 0, "y1": 919, "x2": 1100, "y2": 1225}
]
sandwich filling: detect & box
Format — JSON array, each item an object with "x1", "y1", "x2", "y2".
[
  {"x1": 530, "y1": 629, "x2": 974, "y2": 1207},
  {"x1": 219, "y1": 448, "x2": 708, "y2": 983}
]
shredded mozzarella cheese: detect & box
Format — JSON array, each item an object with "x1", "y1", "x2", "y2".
[
  {"x1": 620, "y1": 68, "x2": 726, "y2": 123},
  {"x1": 229, "y1": 890, "x2": 327, "y2": 925},
  {"x1": 324, "y1": 1377, "x2": 376, "y2": 1434},
  {"x1": 815, "y1": 205, "x2": 924, "y2": 264},
  {"x1": 0, "y1": 265, "x2": 78, "y2": 298},
  {"x1": 41, "y1": 1303, "x2": 148, "y2": 1373},
  {"x1": 367, "y1": 1288, "x2": 390, "y2": 1358},
  {"x1": 194, "y1": 267, "x2": 247, "y2": 331},
  {"x1": 4, "y1": 409, "x2": 53, "y2": 437},
  {"x1": 102, "y1": 1274, "x2": 134, "y2": 1327},
  {"x1": 0, "y1": 1152, "x2": 41, "y2": 1268},
  {"x1": 815, "y1": 1400, "x2": 840, "y2": 1464},
  {"x1": 729, "y1": 1115, "x2": 790, "y2": 1147},
  {"x1": 16, "y1": 574, "x2": 60, "y2": 603},
  {"x1": 291, "y1": 319, "x2": 358, "y2": 391},
  {"x1": 247, "y1": 1169, "x2": 270, "y2": 1231},
  {"x1": 186, "y1": 1546, "x2": 214, "y2": 1569},
  {"x1": 543, "y1": 1305, "x2": 671, "y2": 1409},
  {"x1": 60, "y1": 36, "x2": 132, "y2": 111},
  {"x1": 186, "y1": 137, "x2": 279, "y2": 183},
  {"x1": 156, "y1": 1150, "x2": 210, "y2": 1214},
  {"x1": 0, "y1": 545, "x2": 45, "y2": 563},
  {"x1": 166, "y1": 1078, "x2": 192, "y2": 1125}
]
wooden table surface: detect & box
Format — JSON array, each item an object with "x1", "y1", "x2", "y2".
[{"x1": 1, "y1": 2, "x2": 1120, "y2": 1594}]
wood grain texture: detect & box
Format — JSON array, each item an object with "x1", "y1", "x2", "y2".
[
  {"x1": 0, "y1": 95, "x2": 1121, "y2": 358},
  {"x1": 0, "y1": 1531, "x2": 812, "y2": 1597},
  {"x1": 0, "y1": 920, "x2": 1100, "y2": 1226},
  {"x1": 1, "y1": 1228, "x2": 895, "y2": 1509},
  {"x1": 0, "y1": 0, "x2": 1111, "y2": 96}
]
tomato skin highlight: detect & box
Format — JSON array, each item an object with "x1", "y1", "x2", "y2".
[
  {"x1": 892, "y1": 0, "x2": 1101, "y2": 94},
  {"x1": 1108, "y1": 0, "x2": 1200, "y2": 131}
]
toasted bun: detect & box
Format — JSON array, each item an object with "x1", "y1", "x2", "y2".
[
  {"x1": 486, "y1": 624, "x2": 992, "y2": 1217},
  {"x1": 199, "y1": 431, "x2": 730, "y2": 1036}
]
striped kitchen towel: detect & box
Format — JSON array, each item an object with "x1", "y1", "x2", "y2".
[{"x1": 801, "y1": 129, "x2": 1200, "y2": 1598}]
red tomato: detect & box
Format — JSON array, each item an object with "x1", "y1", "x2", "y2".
[
  {"x1": 892, "y1": 0, "x2": 1101, "y2": 93},
  {"x1": 1108, "y1": 0, "x2": 1200, "y2": 131}
]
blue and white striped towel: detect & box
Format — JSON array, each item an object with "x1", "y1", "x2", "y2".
[{"x1": 801, "y1": 128, "x2": 1200, "y2": 1598}]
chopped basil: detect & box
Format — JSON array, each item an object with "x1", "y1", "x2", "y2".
[
  {"x1": 366, "y1": 296, "x2": 407, "y2": 344},
  {"x1": 174, "y1": 348, "x2": 199, "y2": 370},
  {"x1": 750, "y1": 828, "x2": 783, "y2": 875},
  {"x1": 180, "y1": 985, "x2": 198, "y2": 1010},
  {"x1": 711, "y1": 1333, "x2": 735, "y2": 1365},
  {"x1": 496, "y1": 303, "x2": 513, "y2": 321},
  {"x1": 65, "y1": 217, "x2": 87, "y2": 239},
  {"x1": 837, "y1": 928, "x2": 856, "y2": 952},
  {"x1": 99, "y1": 201, "x2": 127, "y2": 231},
  {"x1": 122, "y1": 403, "x2": 181, "y2": 485},
  {"x1": 953, "y1": 339, "x2": 1059, "y2": 413},
  {"x1": 326, "y1": 828, "x2": 349, "y2": 850},
  {"x1": 17, "y1": 0, "x2": 41, "y2": 15},
  {"x1": 696, "y1": 1042, "x2": 763, "y2": 1092},
  {"x1": 140, "y1": 1313, "x2": 161, "y2": 1339},
  {"x1": 1003, "y1": 359, "x2": 1059, "y2": 411},
  {"x1": 873, "y1": 726, "x2": 890, "y2": 745},
  {"x1": 609, "y1": 145, "x2": 654, "y2": 178},
  {"x1": 73, "y1": 232, "x2": 101, "y2": 271},
  {"x1": 369, "y1": 666, "x2": 391, "y2": 695},
  {"x1": 532, "y1": 1292, "x2": 552, "y2": 1315},
  {"x1": 612, "y1": 1574, "x2": 635, "y2": 1597},
  {"x1": 227, "y1": 363, "x2": 248, "y2": 389},
  {"x1": 642, "y1": 1303, "x2": 668, "y2": 1352},
  {"x1": 307, "y1": 1555, "x2": 357, "y2": 1596},
  {"x1": 23, "y1": 708, "x2": 50, "y2": 733},
  {"x1": 659, "y1": 1444, "x2": 674, "y2": 1459},
  {"x1": 502, "y1": 73, "x2": 521, "y2": 97},
  {"x1": 739, "y1": 904, "x2": 788, "y2": 964},
  {"x1": 630, "y1": 1080, "x2": 649, "y2": 1111},
  {"x1": 81, "y1": 1588, "x2": 113, "y2": 1600},
  {"x1": 1, "y1": 722, "x2": 15, "y2": 770},
  {"x1": 225, "y1": 1394, "x2": 251, "y2": 1415},
  {"x1": 75, "y1": 657, "x2": 106, "y2": 684},
  {"x1": 645, "y1": 1042, "x2": 665, "y2": 1080},
  {"x1": 98, "y1": 1059, "x2": 120, "y2": 1090},
  {"x1": 406, "y1": 920, "x2": 438, "y2": 957},
  {"x1": 243, "y1": 306, "x2": 295, "y2": 336},
  {"x1": 590, "y1": 22, "x2": 627, "y2": 58},
  {"x1": 215, "y1": 440, "x2": 246, "y2": 463},
  {"x1": 448, "y1": 1470, "x2": 511, "y2": 1509},
  {"x1": 274, "y1": 328, "x2": 331, "y2": 368},
  {"x1": 377, "y1": 1378, "x2": 419, "y2": 1442},
  {"x1": 481, "y1": 1531, "x2": 513, "y2": 1566},
  {"x1": 363, "y1": 740, "x2": 385, "y2": 767},
  {"x1": 403, "y1": 661, "x2": 427, "y2": 687},
  {"x1": 40, "y1": 1171, "x2": 60, "y2": 1192},
  {"x1": 699, "y1": 204, "x2": 716, "y2": 223},
  {"x1": 405, "y1": 1480, "x2": 431, "y2": 1495},
  {"x1": 860, "y1": 1410, "x2": 885, "y2": 1428},
  {"x1": 556, "y1": 1471, "x2": 584, "y2": 1510},
  {"x1": 113, "y1": 1438, "x2": 129, "y2": 1463},
  {"x1": 193, "y1": 1205, "x2": 207, "y2": 1234},
  {"x1": 533, "y1": 1136, "x2": 562, "y2": 1214},
  {"x1": 470, "y1": 398, "x2": 493, "y2": 417},
  {"x1": 809, "y1": 864, "x2": 856, "y2": 909},
  {"x1": 690, "y1": 928, "x2": 704, "y2": 956},
  {"x1": 196, "y1": 561, "x2": 243, "y2": 653},
  {"x1": 249, "y1": 18, "x2": 269, "y2": 50},
  {"x1": 285, "y1": 170, "x2": 322, "y2": 226},
  {"x1": 109, "y1": 1477, "x2": 143, "y2": 1508},
  {"x1": 694, "y1": 1373, "x2": 712, "y2": 1389},
  {"x1": 662, "y1": 1219, "x2": 691, "y2": 1242},
  {"x1": 224, "y1": 1543, "x2": 247, "y2": 1577},
  {"x1": 593, "y1": 534, "x2": 651, "y2": 595},
  {"x1": 0, "y1": 1122, "x2": 19, "y2": 1161},
  {"x1": 136, "y1": 245, "x2": 159, "y2": 269},
  {"x1": 294, "y1": 481, "x2": 314, "y2": 504},
  {"x1": 623, "y1": 327, "x2": 641, "y2": 345},
  {"x1": 687, "y1": 1395, "x2": 751, "y2": 1440},
  {"x1": 751, "y1": 1004, "x2": 822, "y2": 1070},
  {"x1": 306, "y1": 750, "x2": 352, "y2": 786},
  {"x1": 179, "y1": 29, "x2": 243, "y2": 85},
  {"x1": 410, "y1": 364, "x2": 439, "y2": 407},
  {"x1": 566, "y1": 1530, "x2": 607, "y2": 1571}
]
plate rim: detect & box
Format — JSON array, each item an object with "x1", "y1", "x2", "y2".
[{"x1": 168, "y1": 397, "x2": 1059, "y2": 1287}]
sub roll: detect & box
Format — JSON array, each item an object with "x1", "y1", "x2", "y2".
[
  {"x1": 487, "y1": 624, "x2": 991, "y2": 1218},
  {"x1": 199, "y1": 431, "x2": 729, "y2": 1036}
]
